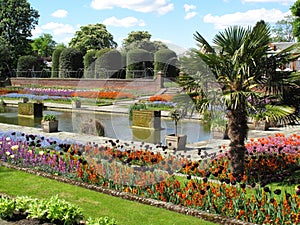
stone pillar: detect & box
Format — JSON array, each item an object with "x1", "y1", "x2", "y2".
[{"x1": 156, "y1": 71, "x2": 164, "y2": 88}]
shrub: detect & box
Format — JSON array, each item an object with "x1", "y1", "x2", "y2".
[
  {"x1": 95, "y1": 49, "x2": 122, "y2": 78},
  {"x1": 59, "y1": 48, "x2": 84, "y2": 78},
  {"x1": 51, "y1": 47, "x2": 65, "y2": 78},
  {"x1": 84, "y1": 49, "x2": 97, "y2": 78},
  {"x1": 154, "y1": 49, "x2": 178, "y2": 78},
  {"x1": 17, "y1": 55, "x2": 41, "y2": 77},
  {"x1": 126, "y1": 49, "x2": 153, "y2": 79}
]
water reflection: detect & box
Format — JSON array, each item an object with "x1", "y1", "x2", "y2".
[{"x1": 0, "y1": 107, "x2": 211, "y2": 144}]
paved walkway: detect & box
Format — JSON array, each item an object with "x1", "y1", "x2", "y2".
[{"x1": 2, "y1": 99, "x2": 300, "y2": 161}]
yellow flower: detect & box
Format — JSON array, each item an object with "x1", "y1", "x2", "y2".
[
  {"x1": 11, "y1": 145, "x2": 19, "y2": 151},
  {"x1": 5, "y1": 151, "x2": 10, "y2": 156},
  {"x1": 28, "y1": 150, "x2": 32, "y2": 154},
  {"x1": 10, "y1": 155, "x2": 14, "y2": 159},
  {"x1": 39, "y1": 151, "x2": 44, "y2": 156}
]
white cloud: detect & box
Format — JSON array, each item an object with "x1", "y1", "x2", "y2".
[
  {"x1": 41, "y1": 22, "x2": 76, "y2": 36},
  {"x1": 31, "y1": 26, "x2": 43, "y2": 37},
  {"x1": 204, "y1": 8, "x2": 289, "y2": 30},
  {"x1": 185, "y1": 12, "x2": 197, "y2": 20},
  {"x1": 51, "y1": 9, "x2": 68, "y2": 18},
  {"x1": 242, "y1": 0, "x2": 296, "y2": 5},
  {"x1": 183, "y1": 4, "x2": 196, "y2": 12},
  {"x1": 103, "y1": 16, "x2": 146, "y2": 27},
  {"x1": 90, "y1": 0, "x2": 174, "y2": 15}
]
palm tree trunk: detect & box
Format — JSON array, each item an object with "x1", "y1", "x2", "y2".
[{"x1": 227, "y1": 105, "x2": 248, "y2": 178}]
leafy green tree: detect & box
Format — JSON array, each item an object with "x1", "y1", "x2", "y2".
[
  {"x1": 191, "y1": 23, "x2": 299, "y2": 177},
  {"x1": 271, "y1": 15, "x2": 294, "y2": 42},
  {"x1": 291, "y1": 0, "x2": 300, "y2": 41},
  {"x1": 0, "y1": 36, "x2": 12, "y2": 77},
  {"x1": 122, "y1": 31, "x2": 167, "y2": 53},
  {"x1": 0, "y1": 0, "x2": 39, "y2": 67},
  {"x1": 31, "y1": 34, "x2": 56, "y2": 57},
  {"x1": 69, "y1": 23, "x2": 117, "y2": 54}
]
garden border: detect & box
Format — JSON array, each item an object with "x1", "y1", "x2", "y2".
[{"x1": 0, "y1": 162, "x2": 257, "y2": 225}]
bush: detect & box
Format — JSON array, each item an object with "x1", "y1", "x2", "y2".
[
  {"x1": 84, "y1": 49, "x2": 97, "y2": 78},
  {"x1": 154, "y1": 49, "x2": 178, "y2": 78},
  {"x1": 17, "y1": 55, "x2": 41, "y2": 77},
  {"x1": 51, "y1": 47, "x2": 65, "y2": 78},
  {"x1": 128, "y1": 102, "x2": 147, "y2": 121},
  {"x1": 126, "y1": 49, "x2": 153, "y2": 79},
  {"x1": 95, "y1": 49, "x2": 122, "y2": 78},
  {"x1": 59, "y1": 48, "x2": 84, "y2": 78}
]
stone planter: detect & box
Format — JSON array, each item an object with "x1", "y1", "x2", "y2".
[
  {"x1": 72, "y1": 100, "x2": 81, "y2": 108},
  {"x1": 165, "y1": 134, "x2": 187, "y2": 150},
  {"x1": 132, "y1": 110, "x2": 161, "y2": 130},
  {"x1": 211, "y1": 128, "x2": 229, "y2": 139},
  {"x1": 41, "y1": 120, "x2": 58, "y2": 133},
  {"x1": 253, "y1": 120, "x2": 270, "y2": 131},
  {"x1": 18, "y1": 102, "x2": 43, "y2": 118}
]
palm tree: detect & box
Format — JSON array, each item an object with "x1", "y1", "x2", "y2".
[{"x1": 190, "y1": 23, "x2": 299, "y2": 177}]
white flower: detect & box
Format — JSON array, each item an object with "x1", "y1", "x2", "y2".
[
  {"x1": 5, "y1": 151, "x2": 10, "y2": 156},
  {"x1": 39, "y1": 151, "x2": 44, "y2": 156},
  {"x1": 6, "y1": 137, "x2": 11, "y2": 141},
  {"x1": 28, "y1": 150, "x2": 32, "y2": 154},
  {"x1": 10, "y1": 155, "x2": 14, "y2": 159},
  {"x1": 11, "y1": 145, "x2": 19, "y2": 151}
]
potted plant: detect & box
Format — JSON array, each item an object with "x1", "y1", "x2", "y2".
[
  {"x1": 71, "y1": 97, "x2": 81, "y2": 108},
  {"x1": 41, "y1": 113, "x2": 58, "y2": 133},
  {"x1": 165, "y1": 109, "x2": 187, "y2": 150}
]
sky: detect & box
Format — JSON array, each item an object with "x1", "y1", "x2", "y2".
[{"x1": 28, "y1": 0, "x2": 297, "y2": 54}]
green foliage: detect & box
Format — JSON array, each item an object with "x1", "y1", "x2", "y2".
[
  {"x1": 126, "y1": 49, "x2": 153, "y2": 78},
  {"x1": 154, "y1": 49, "x2": 178, "y2": 77},
  {"x1": 59, "y1": 48, "x2": 84, "y2": 78},
  {"x1": 291, "y1": 0, "x2": 300, "y2": 41},
  {"x1": 0, "y1": 0, "x2": 39, "y2": 68},
  {"x1": 0, "y1": 196, "x2": 15, "y2": 219},
  {"x1": 84, "y1": 49, "x2": 97, "y2": 78},
  {"x1": 86, "y1": 216, "x2": 117, "y2": 225},
  {"x1": 69, "y1": 23, "x2": 117, "y2": 54},
  {"x1": 31, "y1": 33, "x2": 56, "y2": 57},
  {"x1": 51, "y1": 47, "x2": 65, "y2": 78},
  {"x1": 42, "y1": 114, "x2": 57, "y2": 121},
  {"x1": 95, "y1": 49, "x2": 122, "y2": 78},
  {"x1": 16, "y1": 55, "x2": 41, "y2": 77}
]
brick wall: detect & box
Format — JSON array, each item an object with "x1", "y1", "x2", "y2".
[{"x1": 10, "y1": 73, "x2": 164, "y2": 93}]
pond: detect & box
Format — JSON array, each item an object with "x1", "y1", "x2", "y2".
[{"x1": 0, "y1": 107, "x2": 211, "y2": 144}]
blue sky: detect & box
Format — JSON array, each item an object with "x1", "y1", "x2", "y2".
[{"x1": 28, "y1": 0, "x2": 296, "y2": 53}]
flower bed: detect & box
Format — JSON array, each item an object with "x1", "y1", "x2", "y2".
[{"x1": 0, "y1": 131, "x2": 300, "y2": 224}]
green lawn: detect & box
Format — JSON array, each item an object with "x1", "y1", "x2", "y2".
[{"x1": 0, "y1": 166, "x2": 218, "y2": 225}]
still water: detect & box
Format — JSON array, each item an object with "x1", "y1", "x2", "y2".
[{"x1": 0, "y1": 107, "x2": 211, "y2": 144}]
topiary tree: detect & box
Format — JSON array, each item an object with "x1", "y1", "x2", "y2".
[
  {"x1": 94, "y1": 49, "x2": 122, "y2": 78},
  {"x1": 59, "y1": 48, "x2": 83, "y2": 78},
  {"x1": 94, "y1": 48, "x2": 112, "y2": 78},
  {"x1": 17, "y1": 55, "x2": 41, "y2": 77},
  {"x1": 83, "y1": 49, "x2": 97, "y2": 78},
  {"x1": 126, "y1": 49, "x2": 153, "y2": 79},
  {"x1": 51, "y1": 47, "x2": 65, "y2": 78},
  {"x1": 154, "y1": 49, "x2": 178, "y2": 78}
]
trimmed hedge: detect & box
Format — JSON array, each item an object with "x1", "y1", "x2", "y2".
[
  {"x1": 154, "y1": 49, "x2": 178, "y2": 78},
  {"x1": 83, "y1": 49, "x2": 97, "y2": 78},
  {"x1": 95, "y1": 49, "x2": 122, "y2": 79},
  {"x1": 126, "y1": 49, "x2": 153, "y2": 79},
  {"x1": 16, "y1": 55, "x2": 42, "y2": 77},
  {"x1": 59, "y1": 48, "x2": 83, "y2": 78},
  {"x1": 51, "y1": 48, "x2": 65, "y2": 78}
]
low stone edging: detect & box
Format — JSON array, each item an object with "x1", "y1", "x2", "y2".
[{"x1": 0, "y1": 162, "x2": 257, "y2": 225}]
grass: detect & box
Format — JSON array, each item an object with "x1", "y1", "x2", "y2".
[{"x1": 0, "y1": 166, "x2": 218, "y2": 225}]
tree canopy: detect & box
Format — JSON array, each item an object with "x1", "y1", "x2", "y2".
[
  {"x1": 0, "y1": 0, "x2": 39, "y2": 67},
  {"x1": 271, "y1": 15, "x2": 294, "y2": 42},
  {"x1": 31, "y1": 34, "x2": 56, "y2": 58},
  {"x1": 122, "y1": 31, "x2": 168, "y2": 53},
  {"x1": 291, "y1": 0, "x2": 300, "y2": 41},
  {"x1": 69, "y1": 23, "x2": 117, "y2": 54}
]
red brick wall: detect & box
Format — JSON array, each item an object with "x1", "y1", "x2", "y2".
[{"x1": 10, "y1": 73, "x2": 164, "y2": 93}]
